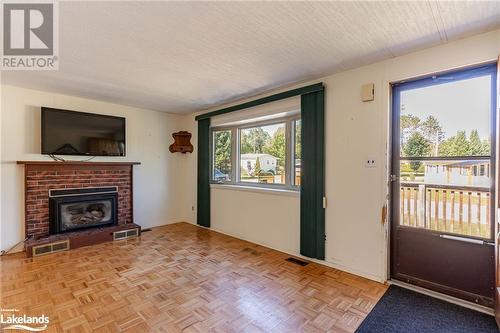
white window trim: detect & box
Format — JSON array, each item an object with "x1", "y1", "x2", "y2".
[
  {"x1": 210, "y1": 114, "x2": 301, "y2": 191},
  {"x1": 210, "y1": 183, "x2": 300, "y2": 197}
]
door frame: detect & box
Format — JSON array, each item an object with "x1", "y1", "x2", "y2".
[
  {"x1": 388, "y1": 62, "x2": 498, "y2": 306},
  {"x1": 495, "y1": 57, "x2": 500, "y2": 326}
]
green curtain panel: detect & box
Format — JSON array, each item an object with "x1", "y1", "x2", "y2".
[
  {"x1": 197, "y1": 118, "x2": 211, "y2": 227},
  {"x1": 300, "y1": 89, "x2": 325, "y2": 260}
]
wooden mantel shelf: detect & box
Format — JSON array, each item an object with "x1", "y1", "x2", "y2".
[
  {"x1": 17, "y1": 161, "x2": 140, "y2": 171},
  {"x1": 17, "y1": 161, "x2": 141, "y2": 166}
]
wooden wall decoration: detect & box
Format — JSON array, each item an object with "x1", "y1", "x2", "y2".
[{"x1": 169, "y1": 131, "x2": 193, "y2": 153}]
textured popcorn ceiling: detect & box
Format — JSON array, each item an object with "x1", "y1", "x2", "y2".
[{"x1": 3, "y1": 1, "x2": 500, "y2": 113}]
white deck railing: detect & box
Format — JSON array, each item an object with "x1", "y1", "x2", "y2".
[{"x1": 400, "y1": 183, "x2": 491, "y2": 238}]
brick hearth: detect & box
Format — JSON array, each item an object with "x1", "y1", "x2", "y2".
[{"x1": 18, "y1": 161, "x2": 140, "y2": 240}]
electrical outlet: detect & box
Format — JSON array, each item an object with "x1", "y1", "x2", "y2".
[{"x1": 365, "y1": 158, "x2": 377, "y2": 168}]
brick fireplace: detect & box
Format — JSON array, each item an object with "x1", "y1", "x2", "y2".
[{"x1": 18, "y1": 161, "x2": 141, "y2": 256}]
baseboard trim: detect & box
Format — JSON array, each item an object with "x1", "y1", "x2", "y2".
[
  {"x1": 1, "y1": 243, "x2": 24, "y2": 255},
  {"x1": 315, "y1": 258, "x2": 384, "y2": 283},
  {"x1": 389, "y1": 279, "x2": 494, "y2": 316},
  {"x1": 141, "y1": 218, "x2": 191, "y2": 229},
  {"x1": 195, "y1": 224, "x2": 384, "y2": 283}
]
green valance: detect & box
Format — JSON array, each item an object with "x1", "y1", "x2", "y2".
[{"x1": 195, "y1": 83, "x2": 323, "y2": 121}]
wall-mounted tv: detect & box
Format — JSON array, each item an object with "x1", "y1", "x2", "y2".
[{"x1": 41, "y1": 107, "x2": 126, "y2": 156}]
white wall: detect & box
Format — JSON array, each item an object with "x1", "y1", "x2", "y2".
[
  {"x1": 212, "y1": 187, "x2": 300, "y2": 254},
  {"x1": 183, "y1": 29, "x2": 500, "y2": 282},
  {"x1": 0, "y1": 85, "x2": 190, "y2": 252}
]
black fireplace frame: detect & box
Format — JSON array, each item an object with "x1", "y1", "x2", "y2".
[{"x1": 49, "y1": 187, "x2": 118, "y2": 234}]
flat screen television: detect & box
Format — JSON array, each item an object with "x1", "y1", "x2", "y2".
[{"x1": 41, "y1": 107, "x2": 126, "y2": 156}]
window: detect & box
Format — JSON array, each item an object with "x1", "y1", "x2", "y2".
[
  {"x1": 240, "y1": 123, "x2": 286, "y2": 184},
  {"x1": 212, "y1": 130, "x2": 232, "y2": 182},
  {"x1": 211, "y1": 116, "x2": 300, "y2": 189},
  {"x1": 294, "y1": 119, "x2": 301, "y2": 185}
]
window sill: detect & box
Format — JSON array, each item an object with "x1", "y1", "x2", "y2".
[{"x1": 210, "y1": 183, "x2": 300, "y2": 197}]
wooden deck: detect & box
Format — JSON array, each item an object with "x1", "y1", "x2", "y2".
[{"x1": 0, "y1": 222, "x2": 387, "y2": 332}]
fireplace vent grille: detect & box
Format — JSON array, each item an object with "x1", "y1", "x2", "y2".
[
  {"x1": 113, "y1": 228, "x2": 139, "y2": 241},
  {"x1": 32, "y1": 240, "x2": 70, "y2": 257}
]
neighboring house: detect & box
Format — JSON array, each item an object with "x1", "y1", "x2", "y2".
[
  {"x1": 424, "y1": 160, "x2": 490, "y2": 187},
  {"x1": 240, "y1": 153, "x2": 277, "y2": 175},
  {"x1": 213, "y1": 169, "x2": 229, "y2": 182}
]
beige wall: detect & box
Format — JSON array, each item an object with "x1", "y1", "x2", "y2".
[
  {"x1": 0, "y1": 86, "x2": 190, "y2": 252},
  {"x1": 183, "y1": 29, "x2": 500, "y2": 282}
]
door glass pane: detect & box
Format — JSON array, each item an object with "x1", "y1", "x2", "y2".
[
  {"x1": 398, "y1": 74, "x2": 492, "y2": 239},
  {"x1": 240, "y1": 123, "x2": 286, "y2": 184},
  {"x1": 400, "y1": 75, "x2": 491, "y2": 158},
  {"x1": 213, "y1": 130, "x2": 231, "y2": 181}
]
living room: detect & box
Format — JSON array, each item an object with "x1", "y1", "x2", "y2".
[{"x1": 1, "y1": 2, "x2": 500, "y2": 332}]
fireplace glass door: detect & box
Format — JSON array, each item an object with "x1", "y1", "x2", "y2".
[
  {"x1": 49, "y1": 189, "x2": 118, "y2": 234},
  {"x1": 60, "y1": 199, "x2": 113, "y2": 231}
]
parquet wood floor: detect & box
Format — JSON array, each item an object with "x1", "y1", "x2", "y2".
[{"x1": 1, "y1": 222, "x2": 387, "y2": 332}]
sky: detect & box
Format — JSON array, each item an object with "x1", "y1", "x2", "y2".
[
  {"x1": 242, "y1": 123, "x2": 284, "y2": 136},
  {"x1": 400, "y1": 75, "x2": 492, "y2": 140}
]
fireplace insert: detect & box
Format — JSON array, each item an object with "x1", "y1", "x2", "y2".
[{"x1": 49, "y1": 187, "x2": 118, "y2": 234}]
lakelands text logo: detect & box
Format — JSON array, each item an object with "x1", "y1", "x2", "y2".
[
  {"x1": 0, "y1": 308, "x2": 49, "y2": 331},
  {"x1": 1, "y1": 0, "x2": 59, "y2": 70}
]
